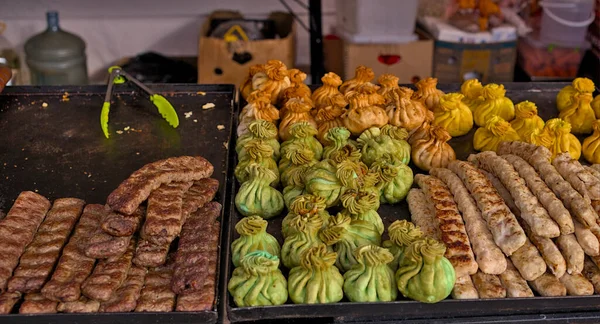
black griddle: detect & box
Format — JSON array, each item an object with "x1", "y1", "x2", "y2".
[
  {"x1": 0, "y1": 84, "x2": 235, "y2": 323},
  {"x1": 224, "y1": 83, "x2": 600, "y2": 323}
]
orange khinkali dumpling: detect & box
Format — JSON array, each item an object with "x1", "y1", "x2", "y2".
[
  {"x1": 279, "y1": 98, "x2": 318, "y2": 141},
  {"x1": 412, "y1": 77, "x2": 444, "y2": 110},
  {"x1": 313, "y1": 72, "x2": 345, "y2": 110},
  {"x1": 238, "y1": 91, "x2": 279, "y2": 137},
  {"x1": 315, "y1": 96, "x2": 348, "y2": 145},
  {"x1": 377, "y1": 74, "x2": 400, "y2": 103},
  {"x1": 411, "y1": 125, "x2": 456, "y2": 171},
  {"x1": 385, "y1": 87, "x2": 428, "y2": 132},
  {"x1": 252, "y1": 60, "x2": 291, "y2": 105},
  {"x1": 343, "y1": 93, "x2": 388, "y2": 136},
  {"x1": 340, "y1": 65, "x2": 375, "y2": 95},
  {"x1": 240, "y1": 64, "x2": 264, "y2": 100}
]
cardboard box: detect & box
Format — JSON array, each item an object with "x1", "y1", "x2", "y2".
[
  {"x1": 197, "y1": 11, "x2": 295, "y2": 85},
  {"x1": 432, "y1": 39, "x2": 517, "y2": 83},
  {"x1": 418, "y1": 16, "x2": 518, "y2": 43},
  {"x1": 323, "y1": 36, "x2": 434, "y2": 84}
]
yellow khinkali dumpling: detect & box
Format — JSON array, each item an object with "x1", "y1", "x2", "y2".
[
  {"x1": 556, "y1": 77, "x2": 595, "y2": 112},
  {"x1": 559, "y1": 92, "x2": 595, "y2": 134},
  {"x1": 473, "y1": 115, "x2": 520, "y2": 152},
  {"x1": 510, "y1": 101, "x2": 545, "y2": 141},
  {"x1": 432, "y1": 93, "x2": 473, "y2": 137},
  {"x1": 473, "y1": 84, "x2": 515, "y2": 127},
  {"x1": 583, "y1": 120, "x2": 600, "y2": 164},
  {"x1": 460, "y1": 79, "x2": 484, "y2": 111},
  {"x1": 545, "y1": 118, "x2": 581, "y2": 160},
  {"x1": 592, "y1": 95, "x2": 600, "y2": 119}
]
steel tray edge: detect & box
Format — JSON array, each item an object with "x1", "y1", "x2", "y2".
[
  {"x1": 0, "y1": 84, "x2": 237, "y2": 323},
  {"x1": 221, "y1": 82, "x2": 600, "y2": 323}
]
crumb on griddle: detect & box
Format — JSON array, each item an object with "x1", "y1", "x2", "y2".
[
  {"x1": 202, "y1": 103, "x2": 215, "y2": 110},
  {"x1": 223, "y1": 141, "x2": 228, "y2": 149},
  {"x1": 136, "y1": 152, "x2": 140, "y2": 155},
  {"x1": 184, "y1": 112, "x2": 193, "y2": 119},
  {"x1": 217, "y1": 125, "x2": 225, "y2": 130},
  {"x1": 42, "y1": 102, "x2": 48, "y2": 108},
  {"x1": 124, "y1": 126, "x2": 131, "y2": 131},
  {"x1": 193, "y1": 119, "x2": 198, "y2": 123},
  {"x1": 61, "y1": 92, "x2": 70, "y2": 102},
  {"x1": 116, "y1": 130, "x2": 124, "y2": 135},
  {"x1": 196, "y1": 91, "x2": 206, "y2": 96}
]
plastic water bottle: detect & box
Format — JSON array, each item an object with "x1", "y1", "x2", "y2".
[{"x1": 24, "y1": 11, "x2": 88, "y2": 85}]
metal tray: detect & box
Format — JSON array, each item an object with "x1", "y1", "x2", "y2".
[
  {"x1": 223, "y1": 82, "x2": 600, "y2": 323},
  {"x1": 0, "y1": 84, "x2": 235, "y2": 323}
]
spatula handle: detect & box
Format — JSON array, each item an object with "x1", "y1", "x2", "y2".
[{"x1": 0, "y1": 66, "x2": 11, "y2": 93}]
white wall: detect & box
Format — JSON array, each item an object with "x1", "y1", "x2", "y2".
[{"x1": 0, "y1": 0, "x2": 337, "y2": 83}]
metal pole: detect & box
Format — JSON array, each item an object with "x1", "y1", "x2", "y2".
[{"x1": 309, "y1": 0, "x2": 324, "y2": 84}]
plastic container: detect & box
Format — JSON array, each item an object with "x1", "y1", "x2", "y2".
[
  {"x1": 24, "y1": 11, "x2": 88, "y2": 85},
  {"x1": 335, "y1": 0, "x2": 418, "y2": 43},
  {"x1": 540, "y1": 0, "x2": 596, "y2": 47},
  {"x1": 518, "y1": 32, "x2": 589, "y2": 78}
]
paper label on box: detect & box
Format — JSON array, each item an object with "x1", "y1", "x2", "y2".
[{"x1": 460, "y1": 50, "x2": 490, "y2": 81}]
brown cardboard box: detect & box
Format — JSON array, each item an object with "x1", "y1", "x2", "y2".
[
  {"x1": 432, "y1": 39, "x2": 516, "y2": 83},
  {"x1": 198, "y1": 11, "x2": 295, "y2": 85},
  {"x1": 323, "y1": 36, "x2": 434, "y2": 84}
]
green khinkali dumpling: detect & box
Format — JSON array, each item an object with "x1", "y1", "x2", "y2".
[
  {"x1": 340, "y1": 189, "x2": 384, "y2": 235},
  {"x1": 234, "y1": 140, "x2": 279, "y2": 186},
  {"x1": 281, "y1": 194, "x2": 330, "y2": 239},
  {"x1": 236, "y1": 119, "x2": 280, "y2": 161},
  {"x1": 281, "y1": 212, "x2": 326, "y2": 269},
  {"x1": 304, "y1": 159, "x2": 367, "y2": 208},
  {"x1": 235, "y1": 164, "x2": 284, "y2": 219},
  {"x1": 357, "y1": 126, "x2": 410, "y2": 167},
  {"x1": 228, "y1": 251, "x2": 288, "y2": 307},
  {"x1": 322, "y1": 127, "x2": 356, "y2": 160},
  {"x1": 283, "y1": 185, "x2": 305, "y2": 210},
  {"x1": 278, "y1": 142, "x2": 317, "y2": 188},
  {"x1": 371, "y1": 155, "x2": 413, "y2": 204},
  {"x1": 280, "y1": 121, "x2": 323, "y2": 160},
  {"x1": 319, "y1": 213, "x2": 381, "y2": 272},
  {"x1": 381, "y1": 124, "x2": 411, "y2": 164},
  {"x1": 343, "y1": 245, "x2": 397, "y2": 302},
  {"x1": 288, "y1": 244, "x2": 344, "y2": 304},
  {"x1": 231, "y1": 216, "x2": 281, "y2": 267},
  {"x1": 396, "y1": 238, "x2": 456, "y2": 303},
  {"x1": 382, "y1": 220, "x2": 424, "y2": 272}
]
